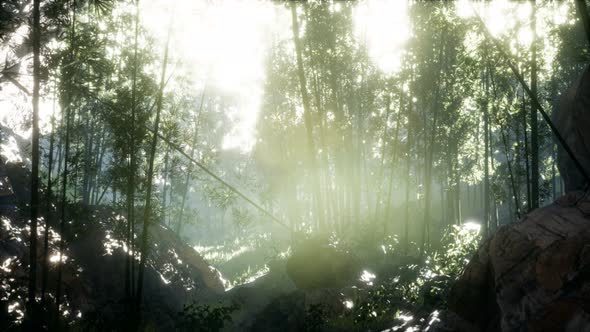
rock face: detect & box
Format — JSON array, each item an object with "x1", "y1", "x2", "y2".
[
  {"x1": 441, "y1": 191, "x2": 590, "y2": 332},
  {"x1": 147, "y1": 222, "x2": 226, "y2": 293}
]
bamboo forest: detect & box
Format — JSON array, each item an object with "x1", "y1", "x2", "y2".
[{"x1": 2, "y1": 0, "x2": 590, "y2": 331}]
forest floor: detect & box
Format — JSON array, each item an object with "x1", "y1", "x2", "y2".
[{"x1": 0, "y1": 159, "x2": 480, "y2": 331}]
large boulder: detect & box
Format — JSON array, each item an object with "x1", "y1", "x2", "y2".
[
  {"x1": 438, "y1": 191, "x2": 590, "y2": 332},
  {"x1": 286, "y1": 237, "x2": 361, "y2": 291}
]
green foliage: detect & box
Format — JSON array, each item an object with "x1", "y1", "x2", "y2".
[
  {"x1": 231, "y1": 207, "x2": 253, "y2": 231},
  {"x1": 437, "y1": 224, "x2": 482, "y2": 276},
  {"x1": 86, "y1": 0, "x2": 115, "y2": 16},
  {"x1": 175, "y1": 302, "x2": 238, "y2": 332},
  {"x1": 304, "y1": 304, "x2": 328, "y2": 332},
  {"x1": 333, "y1": 223, "x2": 481, "y2": 330}
]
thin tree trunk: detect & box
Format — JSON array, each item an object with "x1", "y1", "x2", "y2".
[
  {"x1": 552, "y1": 146, "x2": 557, "y2": 201},
  {"x1": 96, "y1": 177, "x2": 112, "y2": 206},
  {"x1": 161, "y1": 145, "x2": 170, "y2": 224},
  {"x1": 576, "y1": 0, "x2": 590, "y2": 47},
  {"x1": 92, "y1": 126, "x2": 107, "y2": 205},
  {"x1": 441, "y1": 177, "x2": 446, "y2": 227},
  {"x1": 27, "y1": 0, "x2": 41, "y2": 320},
  {"x1": 484, "y1": 91, "x2": 490, "y2": 236},
  {"x1": 489, "y1": 64, "x2": 521, "y2": 221},
  {"x1": 55, "y1": 91, "x2": 73, "y2": 321},
  {"x1": 467, "y1": 184, "x2": 471, "y2": 210},
  {"x1": 403, "y1": 119, "x2": 413, "y2": 255},
  {"x1": 72, "y1": 109, "x2": 82, "y2": 202},
  {"x1": 55, "y1": 109, "x2": 64, "y2": 190},
  {"x1": 290, "y1": 2, "x2": 325, "y2": 230},
  {"x1": 489, "y1": 123, "x2": 498, "y2": 229},
  {"x1": 421, "y1": 32, "x2": 445, "y2": 254},
  {"x1": 88, "y1": 123, "x2": 103, "y2": 205},
  {"x1": 500, "y1": 122, "x2": 521, "y2": 219},
  {"x1": 530, "y1": 0, "x2": 539, "y2": 209},
  {"x1": 135, "y1": 25, "x2": 171, "y2": 313},
  {"x1": 41, "y1": 83, "x2": 57, "y2": 303},
  {"x1": 309, "y1": 46, "x2": 333, "y2": 228},
  {"x1": 383, "y1": 94, "x2": 403, "y2": 230},
  {"x1": 82, "y1": 113, "x2": 93, "y2": 205},
  {"x1": 522, "y1": 88, "x2": 531, "y2": 211},
  {"x1": 126, "y1": 0, "x2": 140, "y2": 300},
  {"x1": 374, "y1": 94, "x2": 392, "y2": 221},
  {"x1": 455, "y1": 154, "x2": 462, "y2": 225},
  {"x1": 177, "y1": 89, "x2": 206, "y2": 235}
]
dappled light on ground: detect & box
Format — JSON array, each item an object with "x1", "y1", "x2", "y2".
[
  {"x1": 192, "y1": 232, "x2": 287, "y2": 290},
  {"x1": 360, "y1": 270, "x2": 376, "y2": 286}
]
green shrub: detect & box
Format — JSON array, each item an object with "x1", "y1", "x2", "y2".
[
  {"x1": 175, "y1": 302, "x2": 238, "y2": 332},
  {"x1": 341, "y1": 223, "x2": 481, "y2": 330}
]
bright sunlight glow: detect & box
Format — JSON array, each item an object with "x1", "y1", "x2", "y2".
[
  {"x1": 354, "y1": 0, "x2": 410, "y2": 75},
  {"x1": 140, "y1": 0, "x2": 412, "y2": 152},
  {"x1": 4, "y1": 0, "x2": 571, "y2": 155},
  {"x1": 462, "y1": 221, "x2": 481, "y2": 233},
  {"x1": 141, "y1": 0, "x2": 290, "y2": 152}
]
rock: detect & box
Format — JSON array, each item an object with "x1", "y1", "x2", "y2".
[
  {"x1": 436, "y1": 191, "x2": 590, "y2": 332},
  {"x1": 225, "y1": 259, "x2": 298, "y2": 331},
  {"x1": 286, "y1": 237, "x2": 361, "y2": 291},
  {"x1": 148, "y1": 223, "x2": 225, "y2": 293},
  {"x1": 227, "y1": 246, "x2": 352, "y2": 331}
]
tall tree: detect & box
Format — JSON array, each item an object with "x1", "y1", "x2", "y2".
[
  {"x1": 290, "y1": 2, "x2": 325, "y2": 230},
  {"x1": 55, "y1": 0, "x2": 79, "y2": 319},
  {"x1": 135, "y1": 23, "x2": 171, "y2": 314},
  {"x1": 177, "y1": 89, "x2": 206, "y2": 235},
  {"x1": 41, "y1": 82, "x2": 58, "y2": 302},
  {"x1": 483, "y1": 69, "x2": 490, "y2": 236},
  {"x1": 126, "y1": 0, "x2": 140, "y2": 301},
  {"x1": 27, "y1": 0, "x2": 41, "y2": 321},
  {"x1": 420, "y1": 25, "x2": 445, "y2": 253},
  {"x1": 530, "y1": 0, "x2": 539, "y2": 210}
]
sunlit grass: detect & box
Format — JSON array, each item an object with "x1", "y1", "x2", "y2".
[
  {"x1": 193, "y1": 243, "x2": 252, "y2": 266},
  {"x1": 192, "y1": 232, "x2": 274, "y2": 265},
  {"x1": 224, "y1": 264, "x2": 270, "y2": 291},
  {"x1": 192, "y1": 232, "x2": 287, "y2": 290}
]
